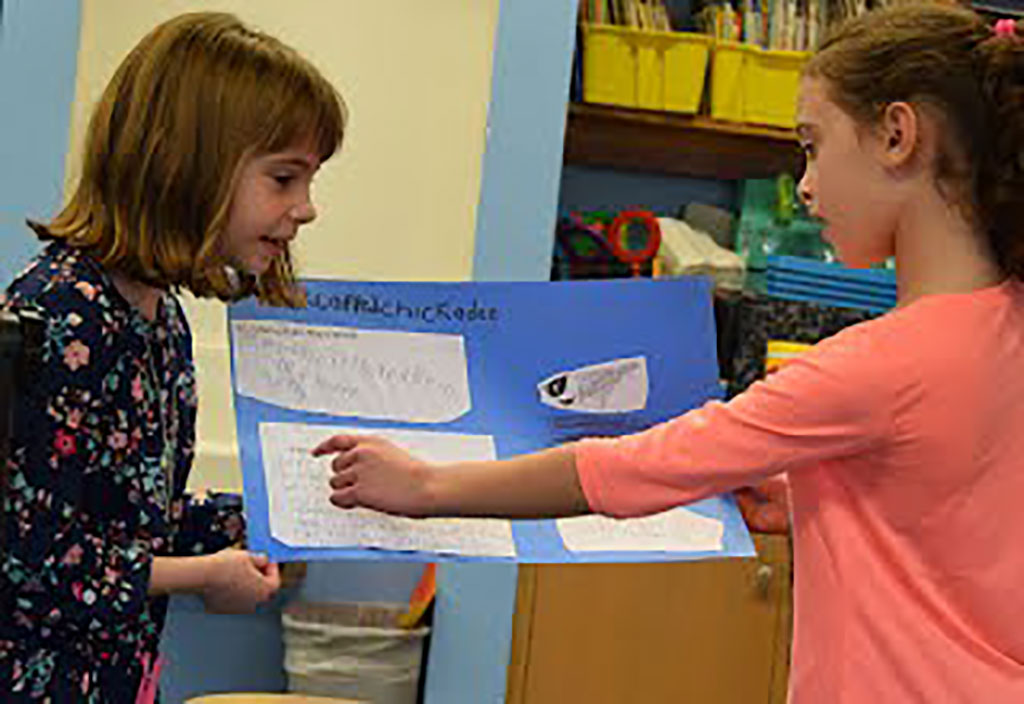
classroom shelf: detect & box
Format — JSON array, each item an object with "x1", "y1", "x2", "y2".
[
  {"x1": 973, "y1": 1, "x2": 1024, "y2": 18},
  {"x1": 563, "y1": 102, "x2": 804, "y2": 180}
]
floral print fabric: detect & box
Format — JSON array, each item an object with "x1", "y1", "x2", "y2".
[{"x1": 1, "y1": 242, "x2": 244, "y2": 702}]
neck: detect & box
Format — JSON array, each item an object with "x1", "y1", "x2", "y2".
[
  {"x1": 109, "y1": 271, "x2": 164, "y2": 321},
  {"x1": 893, "y1": 190, "x2": 1004, "y2": 307}
]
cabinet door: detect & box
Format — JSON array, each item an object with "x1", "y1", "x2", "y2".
[{"x1": 507, "y1": 534, "x2": 791, "y2": 704}]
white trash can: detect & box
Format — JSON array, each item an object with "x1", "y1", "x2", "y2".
[{"x1": 281, "y1": 601, "x2": 429, "y2": 704}]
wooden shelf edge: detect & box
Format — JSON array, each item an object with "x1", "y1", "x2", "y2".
[
  {"x1": 973, "y1": 1, "x2": 1024, "y2": 18},
  {"x1": 569, "y1": 103, "x2": 799, "y2": 142},
  {"x1": 564, "y1": 102, "x2": 804, "y2": 180}
]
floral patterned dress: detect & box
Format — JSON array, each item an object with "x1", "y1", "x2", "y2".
[{"x1": 1, "y1": 241, "x2": 245, "y2": 702}]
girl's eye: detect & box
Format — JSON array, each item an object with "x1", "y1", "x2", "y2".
[
  {"x1": 800, "y1": 142, "x2": 817, "y2": 159},
  {"x1": 273, "y1": 174, "x2": 295, "y2": 187}
]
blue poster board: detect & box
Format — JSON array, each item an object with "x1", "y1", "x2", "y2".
[{"x1": 229, "y1": 277, "x2": 754, "y2": 563}]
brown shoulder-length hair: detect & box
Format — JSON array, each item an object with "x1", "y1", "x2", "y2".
[{"x1": 32, "y1": 11, "x2": 347, "y2": 306}]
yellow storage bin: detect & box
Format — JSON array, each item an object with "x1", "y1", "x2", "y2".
[
  {"x1": 582, "y1": 24, "x2": 711, "y2": 114},
  {"x1": 765, "y1": 340, "x2": 814, "y2": 374},
  {"x1": 711, "y1": 41, "x2": 809, "y2": 128}
]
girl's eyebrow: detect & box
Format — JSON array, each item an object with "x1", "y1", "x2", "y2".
[{"x1": 266, "y1": 156, "x2": 317, "y2": 171}]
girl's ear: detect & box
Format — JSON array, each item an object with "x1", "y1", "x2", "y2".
[{"x1": 878, "y1": 101, "x2": 920, "y2": 169}]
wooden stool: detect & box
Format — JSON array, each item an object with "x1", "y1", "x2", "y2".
[{"x1": 185, "y1": 695, "x2": 363, "y2": 704}]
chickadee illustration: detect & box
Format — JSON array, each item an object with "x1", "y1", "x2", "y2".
[{"x1": 537, "y1": 357, "x2": 648, "y2": 413}]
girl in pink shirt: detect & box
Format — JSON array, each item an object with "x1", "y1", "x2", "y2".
[{"x1": 314, "y1": 4, "x2": 1024, "y2": 702}]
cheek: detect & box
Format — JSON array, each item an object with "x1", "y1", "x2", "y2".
[
  {"x1": 225, "y1": 180, "x2": 273, "y2": 228},
  {"x1": 225, "y1": 198, "x2": 271, "y2": 241},
  {"x1": 818, "y1": 151, "x2": 850, "y2": 192},
  {"x1": 817, "y1": 152, "x2": 869, "y2": 217}
]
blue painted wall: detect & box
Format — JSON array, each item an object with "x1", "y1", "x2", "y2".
[
  {"x1": 161, "y1": 597, "x2": 289, "y2": 702},
  {"x1": 472, "y1": 0, "x2": 579, "y2": 282},
  {"x1": 0, "y1": 0, "x2": 81, "y2": 287},
  {"x1": 430, "y1": 0, "x2": 578, "y2": 702}
]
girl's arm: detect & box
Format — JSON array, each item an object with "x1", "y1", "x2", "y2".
[
  {"x1": 149, "y1": 555, "x2": 211, "y2": 595},
  {"x1": 314, "y1": 319, "x2": 899, "y2": 522},
  {"x1": 150, "y1": 551, "x2": 279, "y2": 613},
  {"x1": 313, "y1": 437, "x2": 589, "y2": 519}
]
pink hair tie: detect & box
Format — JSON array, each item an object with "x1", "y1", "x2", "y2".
[{"x1": 994, "y1": 19, "x2": 1017, "y2": 39}]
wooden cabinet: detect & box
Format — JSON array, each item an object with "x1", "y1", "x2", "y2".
[{"x1": 506, "y1": 534, "x2": 792, "y2": 704}]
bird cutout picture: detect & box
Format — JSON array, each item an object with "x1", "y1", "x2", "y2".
[{"x1": 538, "y1": 356, "x2": 649, "y2": 413}]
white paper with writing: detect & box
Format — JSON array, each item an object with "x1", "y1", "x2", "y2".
[
  {"x1": 259, "y1": 422, "x2": 516, "y2": 557},
  {"x1": 232, "y1": 320, "x2": 471, "y2": 423},
  {"x1": 557, "y1": 508, "x2": 724, "y2": 553}
]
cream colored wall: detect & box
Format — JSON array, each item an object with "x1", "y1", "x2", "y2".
[{"x1": 68, "y1": 0, "x2": 500, "y2": 489}]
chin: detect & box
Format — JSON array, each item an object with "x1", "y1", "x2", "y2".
[
  {"x1": 833, "y1": 247, "x2": 866, "y2": 268},
  {"x1": 837, "y1": 254, "x2": 868, "y2": 269},
  {"x1": 836, "y1": 249, "x2": 888, "y2": 269},
  {"x1": 829, "y1": 231, "x2": 890, "y2": 270},
  {"x1": 240, "y1": 257, "x2": 273, "y2": 276}
]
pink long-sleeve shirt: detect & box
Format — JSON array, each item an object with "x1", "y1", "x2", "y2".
[{"x1": 575, "y1": 279, "x2": 1024, "y2": 703}]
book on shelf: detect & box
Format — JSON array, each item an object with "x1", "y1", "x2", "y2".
[{"x1": 581, "y1": 0, "x2": 674, "y2": 30}]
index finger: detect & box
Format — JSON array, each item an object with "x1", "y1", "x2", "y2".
[{"x1": 311, "y1": 434, "x2": 361, "y2": 457}]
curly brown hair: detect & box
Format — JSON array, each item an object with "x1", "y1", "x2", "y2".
[
  {"x1": 807, "y1": 2, "x2": 1024, "y2": 278},
  {"x1": 31, "y1": 12, "x2": 347, "y2": 306}
]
